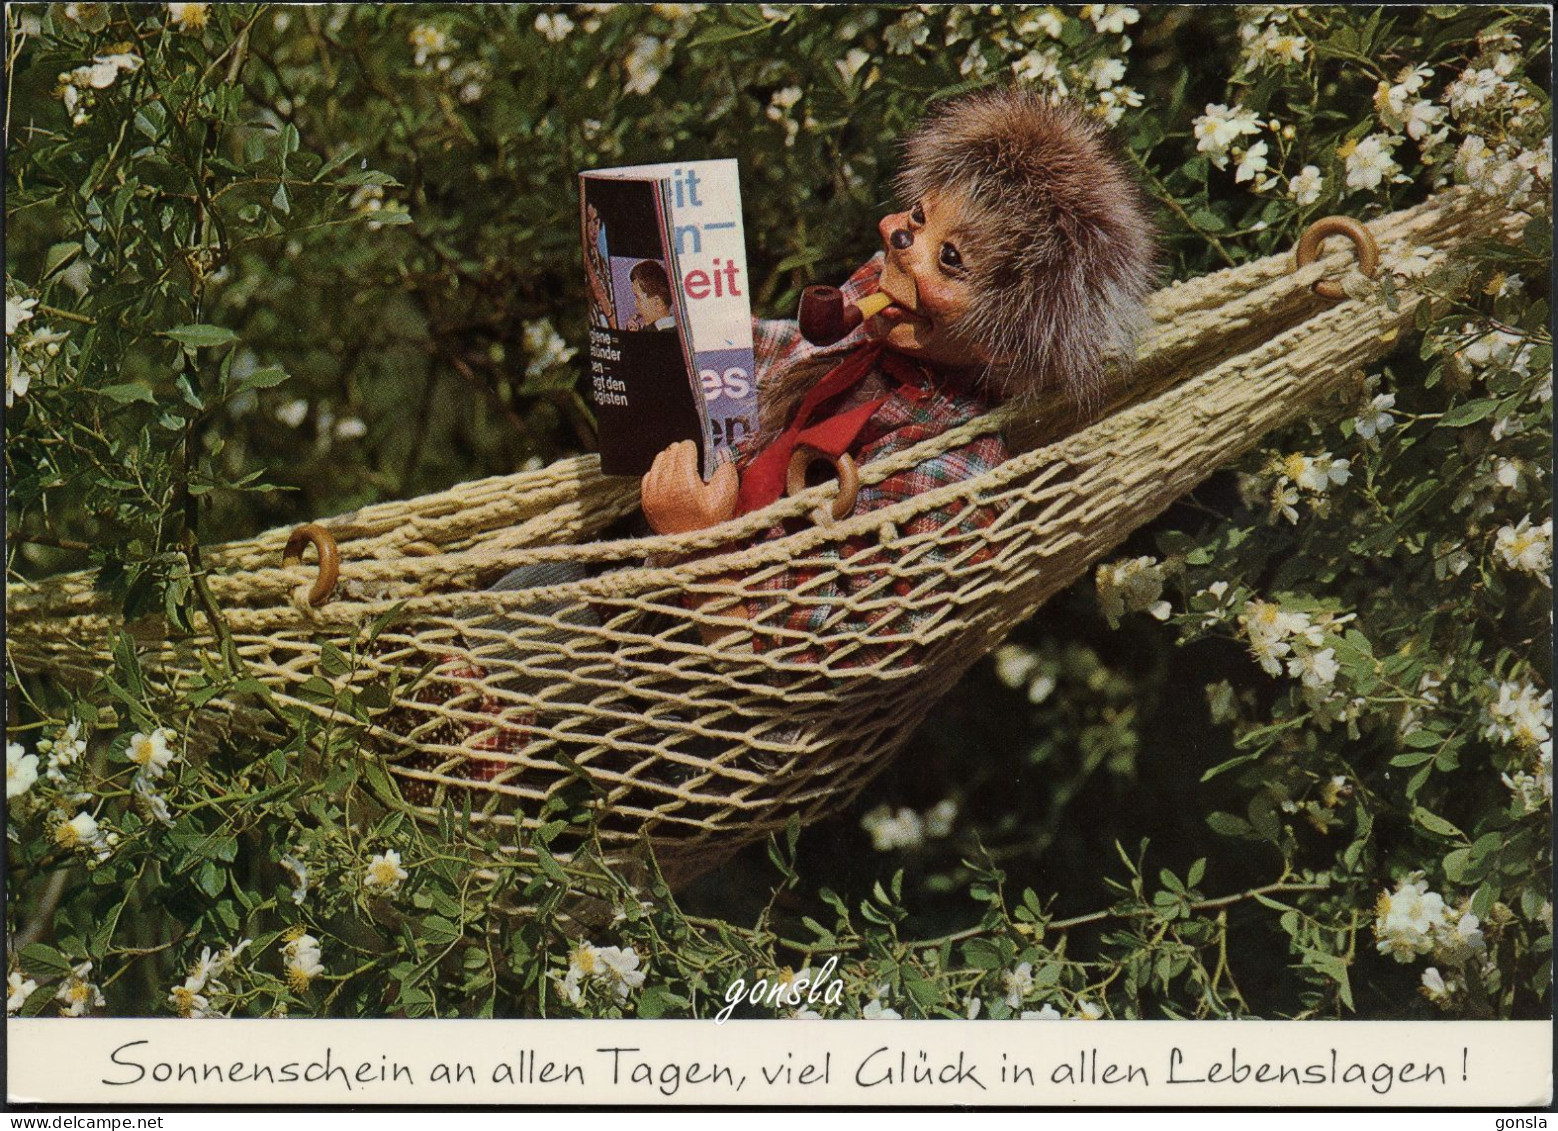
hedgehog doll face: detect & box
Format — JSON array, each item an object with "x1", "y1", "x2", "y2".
[{"x1": 869, "y1": 189, "x2": 994, "y2": 373}]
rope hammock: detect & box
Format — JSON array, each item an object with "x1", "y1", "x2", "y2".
[{"x1": 6, "y1": 188, "x2": 1524, "y2": 893}]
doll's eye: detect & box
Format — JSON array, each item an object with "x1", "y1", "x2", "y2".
[
  {"x1": 909, "y1": 202, "x2": 926, "y2": 226},
  {"x1": 939, "y1": 242, "x2": 964, "y2": 271}
]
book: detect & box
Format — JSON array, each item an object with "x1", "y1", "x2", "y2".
[{"x1": 579, "y1": 159, "x2": 756, "y2": 478}]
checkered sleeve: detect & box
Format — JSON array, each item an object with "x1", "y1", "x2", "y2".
[{"x1": 737, "y1": 384, "x2": 1008, "y2": 670}]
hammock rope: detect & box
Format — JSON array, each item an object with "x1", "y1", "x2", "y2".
[{"x1": 6, "y1": 188, "x2": 1523, "y2": 890}]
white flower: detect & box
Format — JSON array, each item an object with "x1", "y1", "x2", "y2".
[
  {"x1": 924, "y1": 798, "x2": 957, "y2": 839},
  {"x1": 959, "y1": 43, "x2": 988, "y2": 79},
  {"x1": 276, "y1": 398, "x2": 309, "y2": 427},
  {"x1": 1289, "y1": 164, "x2": 1323, "y2": 205},
  {"x1": 59, "y1": 3, "x2": 110, "y2": 31},
  {"x1": 594, "y1": 945, "x2": 646, "y2": 1000},
  {"x1": 127, "y1": 729, "x2": 177, "y2": 782},
  {"x1": 1240, "y1": 600, "x2": 1312, "y2": 676},
  {"x1": 1094, "y1": 85, "x2": 1143, "y2": 127},
  {"x1": 965, "y1": 995, "x2": 982, "y2": 1020},
  {"x1": 1459, "y1": 325, "x2": 1533, "y2": 377},
  {"x1": 1502, "y1": 763, "x2": 1551, "y2": 815},
  {"x1": 993, "y1": 643, "x2": 1040, "y2": 690},
  {"x1": 861, "y1": 997, "x2": 900, "y2": 1020},
  {"x1": 1287, "y1": 647, "x2": 1340, "y2": 690},
  {"x1": 1279, "y1": 451, "x2": 1349, "y2": 494},
  {"x1": 1243, "y1": 23, "x2": 1308, "y2": 68},
  {"x1": 1095, "y1": 555, "x2": 1171, "y2": 628},
  {"x1": 168, "y1": 979, "x2": 211, "y2": 1018},
  {"x1": 332, "y1": 416, "x2": 367, "y2": 441},
  {"x1": 835, "y1": 47, "x2": 872, "y2": 84},
  {"x1": 1086, "y1": 56, "x2": 1126, "y2": 91},
  {"x1": 533, "y1": 12, "x2": 575, "y2": 42},
  {"x1": 6, "y1": 296, "x2": 37, "y2": 335},
  {"x1": 1445, "y1": 66, "x2": 1506, "y2": 115},
  {"x1": 133, "y1": 775, "x2": 175, "y2": 826},
  {"x1": 1082, "y1": 5, "x2": 1139, "y2": 35},
  {"x1": 1234, "y1": 140, "x2": 1270, "y2": 185},
  {"x1": 87, "y1": 53, "x2": 141, "y2": 87},
  {"x1": 8, "y1": 969, "x2": 39, "y2": 1015},
  {"x1": 1482, "y1": 680, "x2": 1552, "y2": 751},
  {"x1": 408, "y1": 25, "x2": 451, "y2": 69},
  {"x1": 1011, "y1": 47, "x2": 1066, "y2": 93},
  {"x1": 1021, "y1": 1004, "x2": 1062, "y2": 1019},
  {"x1": 283, "y1": 933, "x2": 325, "y2": 992},
  {"x1": 363, "y1": 849, "x2": 409, "y2": 894},
  {"x1": 1002, "y1": 961, "x2": 1034, "y2": 1009},
  {"x1": 1439, "y1": 910, "x2": 1486, "y2": 960},
  {"x1": 1493, "y1": 516, "x2": 1552, "y2": 582},
  {"x1": 6, "y1": 742, "x2": 38, "y2": 800},
  {"x1": 884, "y1": 10, "x2": 929, "y2": 54},
  {"x1": 53, "y1": 810, "x2": 100, "y2": 851},
  {"x1": 1419, "y1": 966, "x2": 1451, "y2": 1004},
  {"x1": 1355, "y1": 392, "x2": 1397, "y2": 440},
  {"x1": 1374, "y1": 874, "x2": 1449, "y2": 962},
  {"x1": 56, "y1": 962, "x2": 105, "y2": 1016},
  {"x1": 623, "y1": 35, "x2": 671, "y2": 96},
  {"x1": 42, "y1": 720, "x2": 87, "y2": 785},
  {"x1": 1491, "y1": 458, "x2": 1526, "y2": 492},
  {"x1": 165, "y1": 3, "x2": 209, "y2": 32},
  {"x1": 1404, "y1": 99, "x2": 1447, "y2": 141},
  {"x1": 1015, "y1": 7, "x2": 1064, "y2": 39},
  {"x1": 1193, "y1": 103, "x2": 1262, "y2": 169},
  {"x1": 1076, "y1": 999, "x2": 1105, "y2": 1019},
  {"x1": 1271, "y1": 481, "x2": 1300, "y2": 524},
  {"x1": 558, "y1": 943, "x2": 645, "y2": 1004},
  {"x1": 279, "y1": 854, "x2": 310, "y2": 905},
  {"x1": 860, "y1": 805, "x2": 924, "y2": 852},
  {"x1": 1344, "y1": 134, "x2": 1403, "y2": 192}
]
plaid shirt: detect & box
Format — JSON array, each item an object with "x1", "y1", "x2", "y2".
[{"x1": 720, "y1": 256, "x2": 1008, "y2": 668}]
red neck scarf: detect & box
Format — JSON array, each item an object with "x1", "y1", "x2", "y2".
[{"x1": 736, "y1": 343, "x2": 934, "y2": 517}]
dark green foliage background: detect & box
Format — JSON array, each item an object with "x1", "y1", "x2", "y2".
[{"x1": 5, "y1": 4, "x2": 1550, "y2": 1021}]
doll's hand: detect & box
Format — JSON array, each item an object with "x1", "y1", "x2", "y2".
[{"x1": 641, "y1": 440, "x2": 739, "y2": 534}]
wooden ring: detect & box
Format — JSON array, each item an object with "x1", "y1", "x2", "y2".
[
  {"x1": 785, "y1": 446, "x2": 860, "y2": 524},
  {"x1": 1294, "y1": 215, "x2": 1380, "y2": 302},
  {"x1": 282, "y1": 523, "x2": 340, "y2": 607}
]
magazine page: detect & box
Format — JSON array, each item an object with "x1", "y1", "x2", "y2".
[
  {"x1": 593, "y1": 159, "x2": 756, "y2": 477},
  {"x1": 578, "y1": 171, "x2": 707, "y2": 477}
]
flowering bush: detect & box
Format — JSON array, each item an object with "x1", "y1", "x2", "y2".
[{"x1": 6, "y1": 4, "x2": 1550, "y2": 1021}]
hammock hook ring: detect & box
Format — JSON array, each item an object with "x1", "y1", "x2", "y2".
[
  {"x1": 282, "y1": 523, "x2": 341, "y2": 607},
  {"x1": 786, "y1": 445, "x2": 859, "y2": 525},
  {"x1": 1295, "y1": 215, "x2": 1380, "y2": 301}
]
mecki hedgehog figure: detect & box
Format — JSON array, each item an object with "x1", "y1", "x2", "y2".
[
  {"x1": 638, "y1": 89, "x2": 1157, "y2": 658},
  {"x1": 642, "y1": 89, "x2": 1156, "y2": 538},
  {"x1": 394, "y1": 89, "x2": 1157, "y2": 800}
]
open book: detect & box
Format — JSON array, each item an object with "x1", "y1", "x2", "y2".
[{"x1": 579, "y1": 159, "x2": 756, "y2": 478}]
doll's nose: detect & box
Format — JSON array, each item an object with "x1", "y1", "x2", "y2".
[{"x1": 879, "y1": 210, "x2": 912, "y2": 249}]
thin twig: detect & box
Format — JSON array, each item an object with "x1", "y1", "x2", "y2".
[
  {"x1": 11, "y1": 532, "x2": 92, "y2": 552},
  {"x1": 765, "y1": 879, "x2": 1333, "y2": 956}
]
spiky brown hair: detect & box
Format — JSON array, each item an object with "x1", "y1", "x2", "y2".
[{"x1": 895, "y1": 88, "x2": 1158, "y2": 413}]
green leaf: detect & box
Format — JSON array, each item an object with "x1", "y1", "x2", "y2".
[
  {"x1": 532, "y1": 843, "x2": 569, "y2": 885},
  {"x1": 1206, "y1": 811, "x2": 1252, "y2": 837},
  {"x1": 1438, "y1": 399, "x2": 1501, "y2": 427},
  {"x1": 20, "y1": 943, "x2": 76, "y2": 977},
  {"x1": 320, "y1": 642, "x2": 351, "y2": 677},
  {"x1": 98, "y1": 381, "x2": 157, "y2": 404},
  {"x1": 163, "y1": 324, "x2": 238, "y2": 349},
  {"x1": 239, "y1": 364, "x2": 289, "y2": 390},
  {"x1": 43, "y1": 241, "x2": 84, "y2": 278},
  {"x1": 1412, "y1": 807, "x2": 1466, "y2": 841}
]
